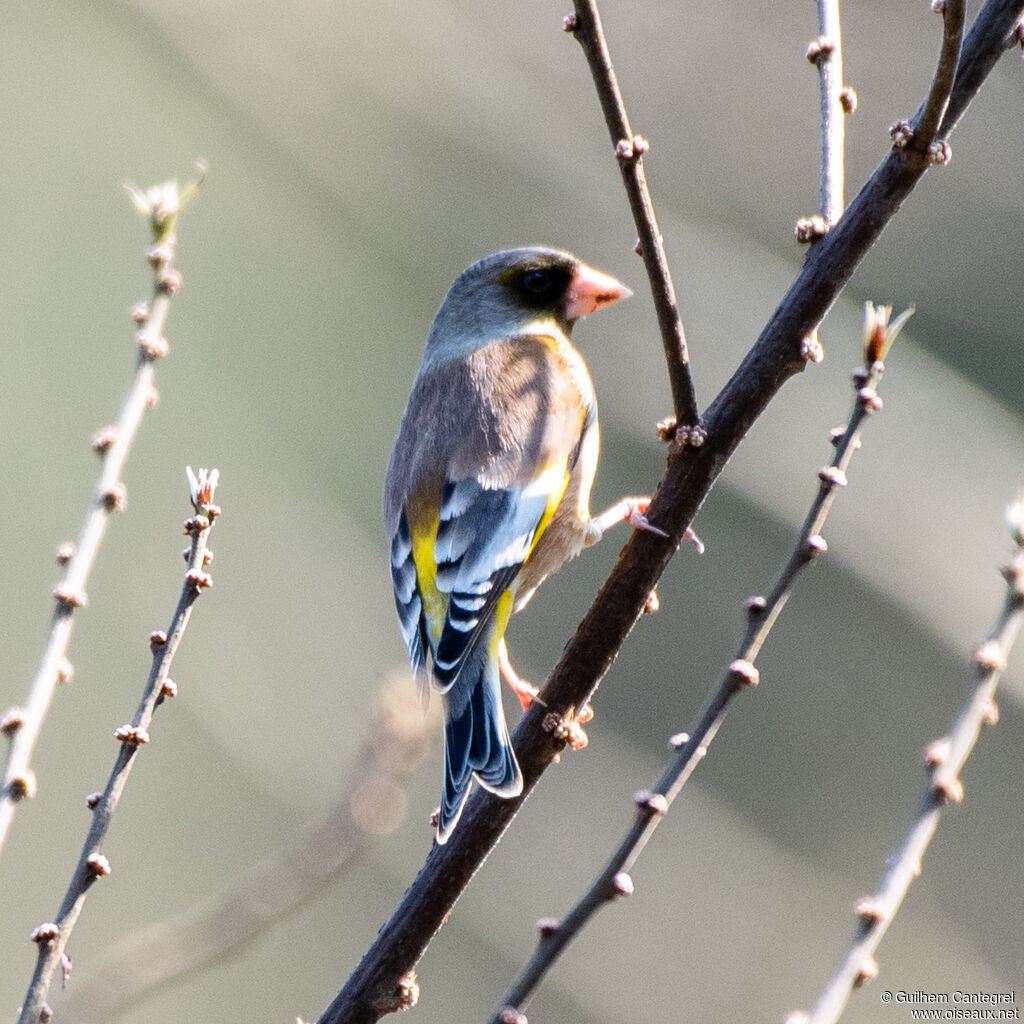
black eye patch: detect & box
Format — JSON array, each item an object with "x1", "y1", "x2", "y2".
[{"x1": 513, "y1": 264, "x2": 572, "y2": 308}]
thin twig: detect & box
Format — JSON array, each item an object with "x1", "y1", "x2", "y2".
[
  {"x1": 811, "y1": 0, "x2": 847, "y2": 224},
  {"x1": 316, "y1": 5, "x2": 1023, "y2": 1021},
  {"x1": 568, "y1": 0, "x2": 700, "y2": 430},
  {"x1": 0, "y1": 173, "x2": 200, "y2": 861},
  {"x1": 16, "y1": 469, "x2": 221, "y2": 1024},
  {"x1": 60, "y1": 676, "x2": 433, "y2": 1024},
  {"x1": 489, "y1": 308, "x2": 910, "y2": 1023},
  {"x1": 914, "y1": 0, "x2": 966, "y2": 146},
  {"x1": 795, "y1": 496, "x2": 1024, "y2": 1024}
]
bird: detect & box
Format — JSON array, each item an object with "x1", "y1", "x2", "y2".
[{"x1": 385, "y1": 246, "x2": 662, "y2": 843}]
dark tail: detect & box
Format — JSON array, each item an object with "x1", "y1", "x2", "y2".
[{"x1": 437, "y1": 646, "x2": 523, "y2": 843}]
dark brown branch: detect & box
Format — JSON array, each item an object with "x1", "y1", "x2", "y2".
[
  {"x1": 568, "y1": 0, "x2": 700, "y2": 430},
  {"x1": 315, "y1": 3, "x2": 1024, "y2": 1021}
]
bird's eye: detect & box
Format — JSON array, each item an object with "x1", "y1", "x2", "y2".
[{"x1": 521, "y1": 268, "x2": 554, "y2": 296}]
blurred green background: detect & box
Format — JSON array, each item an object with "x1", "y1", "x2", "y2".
[{"x1": 2, "y1": 1, "x2": 1022, "y2": 1021}]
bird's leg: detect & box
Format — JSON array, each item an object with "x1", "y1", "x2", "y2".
[
  {"x1": 586, "y1": 496, "x2": 705, "y2": 553},
  {"x1": 498, "y1": 639, "x2": 546, "y2": 711},
  {"x1": 585, "y1": 496, "x2": 667, "y2": 546}
]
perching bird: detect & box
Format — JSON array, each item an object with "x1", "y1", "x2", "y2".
[{"x1": 385, "y1": 247, "x2": 660, "y2": 843}]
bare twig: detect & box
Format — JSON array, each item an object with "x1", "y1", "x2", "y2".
[
  {"x1": 809, "y1": 0, "x2": 848, "y2": 225},
  {"x1": 794, "y1": 494, "x2": 1024, "y2": 1024},
  {"x1": 61, "y1": 676, "x2": 433, "y2": 1024},
  {"x1": 567, "y1": 0, "x2": 700, "y2": 431},
  {"x1": 0, "y1": 172, "x2": 201, "y2": 860},
  {"x1": 489, "y1": 307, "x2": 911, "y2": 1023},
  {"x1": 316, "y1": 4, "x2": 1023, "y2": 1021},
  {"x1": 915, "y1": 0, "x2": 966, "y2": 147},
  {"x1": 16, "y1": 469, "x2": 221, "y2": 1024}
]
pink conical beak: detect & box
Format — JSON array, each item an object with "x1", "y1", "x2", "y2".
[{"x1": 564, "y1": 262, "x2": 633, "y2": 320}]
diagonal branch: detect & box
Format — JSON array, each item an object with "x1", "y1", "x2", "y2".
[
  {"x1": 315, "y1": 3, "x2": 1024, "y2": 1021},
  {"x1": 0, "y1": 175, "x2": 198, "y2": 863},
  {"x1": 914, "y1": 0, "x2": 966, "y2": 146},
  {"x1": 60, "y1": 676, "x2": 432, "y2": 1024},
  {"x1": 489, "y1": 308, "x2": 910, "y2": 1022},
  {"x1": 17, "y1": 469, "x2": 221, "y2": 1024},
  {"x1": 797, "y1": 495, "x2": 1024, "y2": 1024},
  {"x1": 568, "y1": 0, "x2": 700, "y2": 429}
]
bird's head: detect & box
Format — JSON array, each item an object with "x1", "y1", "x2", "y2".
[{"x1": 424, "y1": 247, "x2": 631, "y2": 366}]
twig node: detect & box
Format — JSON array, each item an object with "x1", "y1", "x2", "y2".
[
  {"x1": 806, "y1": 534, "x2": 828, "y2": 557},
  {"x1": 634, "y1": 789, "x2": 669, "y2": 815},
  {"x1": 795, "y1": 216, "x2": 829, "y2": 244},
  {"x1": 1, "y1": 707, "x2": 26, "y2": 735},
  {"x1": 136, "y1": 330, "x2": 169, "y2": 360},
  {"x1": 615, "y1": 135, "x2": 649, "y2": 161},
  {"x1": 145, "y1": 241, "x2": 175, "y2": 268},
  {"x1": 800, "y1": 333, "x2": 825, "y2": 363},
  {"x1": 562, "y1": 13, "x2": 578, "y2": 32},
  {"x1": 927, "y1": 139, "x2": 952, "y2": 165},
  {"x1": 114, "y1": 724, "x2": 150, "y2": 746},
  {"x1": 101, "y1": 482, "x2": 128, "y2": 512},
  {"x1": 53, "y1": 585, "x2": 87, "y2": 609},
  {"x1": 806, "y1": 35, "x2": 836, "y2": 65},
  {"x1": 931, "y1": 773, "x2": 964, "y2": 805},
  {"x1": 982, "y1": 699, "x2": 1000, "y2": 726},
  {"x1": 496, "y1": 1009, "x2": 527, "y2": 1024},
  {"x1": 30, "y1": 922, "x2": 60, "y2": 945},
  {"x1": 889, "y1": 119, "x2": 914, "y2": 148},
  {"x1": 728, "y1": 659, "x2": 760, "y2": 688},
  {"x1": 186, "y1": 568, "x2": 214, "y2": 591},
  {"x1": 395, "y1": 971, "x2": 419, "y2": 1011},
  {"x1": 55, "y1": 542, "x2": 76, "y2": 565},
  {"x1": 157, "y1": 266, "x2": 184, "y2": 295},
  {"x1": 924, "y1": 737, "x2": 951, "y2": 766},
  {"x1": 91, "y1": 426, "x2": 118, "y2": 455},
  {"x1": 611, "y1": 871, "x2": 634, "y2": 898},
  {"x1": 657, "y1": 416, "x2": 707, "y2": 455},
  {"x1": 854, "y1": 895, "x2": 886, "y2": 924},
  {"x1": 536, "y1": 916, "x2": 560, "y2": 937},
  {"x1": 85, "y1": 791, "x2": 103, "y2": 809},
  {"x1": 857, "y1": 386, "x2": 883, "y2": 412},
  {"x1": 839, "y1": 87, "x2": 858, "y2": 114},
  {"x1": 818, "y1": 466, "x2": 848, "y2": 488},
  {"x1": 8, "y1": 771, "x2": 37, "y2": 801},
  {"x1": 86, "y1": 852, "x2": 112, "y2": 877},
  {"x1": 854, "y1": 955, "x2": 880, "y2": 988},
  {"x1": 974, "y1": 639, "x2": 1006, "y2": 674},
  {"x1": 149, "y1": 630, "x2": 168, "y2": 649}
]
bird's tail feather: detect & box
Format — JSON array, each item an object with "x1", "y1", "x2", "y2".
[{"x1": 437, "y1": 647, "x2": 523, "y2": 843}]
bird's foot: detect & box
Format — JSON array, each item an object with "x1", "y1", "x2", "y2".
[
  {"x1": 586, "y1": 496, "x2": 668, "y2": 546},
  {"x1": 499, "y1": 639, "x2": 546, "y2": 711}
]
